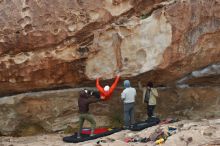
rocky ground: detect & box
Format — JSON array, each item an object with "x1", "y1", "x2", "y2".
[
  {"x1": 1, "y1": 0, "x2": 220, "y2": 137},
  {"x1": 1, "y1": 118, "x2": 220, "y2": 146}
]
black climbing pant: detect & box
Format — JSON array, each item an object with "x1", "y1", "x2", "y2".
[{"x1": 147, "y1": 105, "x2": 156, "y2": 118}]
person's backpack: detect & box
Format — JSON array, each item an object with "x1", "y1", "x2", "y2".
[{"x1": 144, "y1": 90, "x2": 150, "y2": 103}]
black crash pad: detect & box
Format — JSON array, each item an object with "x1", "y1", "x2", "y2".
[
  {"x1": 129, "y1": 117, "x2": 160, "y2": 131},
  {"x1": 63, "y1": 128, "x2": 121, "y2": 143}
]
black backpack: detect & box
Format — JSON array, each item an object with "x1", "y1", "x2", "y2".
[{"x1": 144, "y1": 90, "x2": 150, "y2": 103}]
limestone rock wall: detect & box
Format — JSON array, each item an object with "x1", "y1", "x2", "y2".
[{"x1": 0, "y1": 0, "x2": 220, "y2": 136}]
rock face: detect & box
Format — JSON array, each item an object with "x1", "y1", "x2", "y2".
[
  {"x1": 0, "y1": 88, "x2": 114, "y2": 136},
  {"x1": 0, "y1": 86, "x2": 220, "y2": 136},
  {"x1": 0, "y1": 0, "x2": 219, "y2": 95},
  {"x1": 0, "y1": 0, "x2": 220, "y2": 135}
]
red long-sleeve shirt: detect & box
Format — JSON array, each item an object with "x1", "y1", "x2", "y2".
[{"x1": 96, "y1": 76, "x2": 120, "y2": 100}]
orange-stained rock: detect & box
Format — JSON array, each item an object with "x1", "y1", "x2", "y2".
[
  {"x1": 0, "y1": 0, "x2": 220, "y2": 136},
  {"x1": 0, "y1": 0, "x2": 220, "y2": 96}
]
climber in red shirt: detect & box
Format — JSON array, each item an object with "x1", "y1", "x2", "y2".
[{"x1": 96, "y1": 75, "x2": 120, "y2": 100}]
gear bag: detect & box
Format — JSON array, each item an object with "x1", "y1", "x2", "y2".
[{"x1": 144, "y1": 90, "x2": 150, "y2": 103}]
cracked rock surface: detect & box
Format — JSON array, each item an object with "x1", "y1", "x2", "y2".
[
  {"x1": 0, "y1": 0, "x2": 220, "y2": 136},
  {"x1": 0, "y1": 0, "x2": 220, "y2": 95}
]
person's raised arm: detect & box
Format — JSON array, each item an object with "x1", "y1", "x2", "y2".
[
  {"x1": 109, "y1": 75, "x2": 120, "y2": 93},
  {"x1": 96, "y1": 78, "x2": 105, "y2": 93},
  {"x1": 138, "y1": 81, "x2": 147, "y2": 103},
  {"x1": 138, "y1": 81, "x2": 143, "y2": 90}
]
